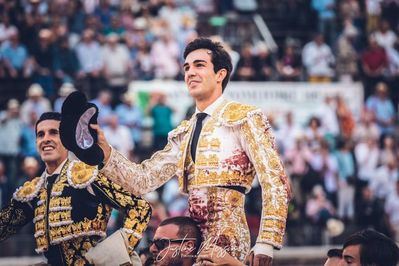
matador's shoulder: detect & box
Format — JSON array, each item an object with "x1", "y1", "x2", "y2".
[
  {"x1": 220, "y1": 101, "x2": 263, "y2": 126},
  {"x1": 13, "y1": 176, "x2": 44, "y2": 202},
  {"x1": 169, "y1": 119, "x2": 191, "y2": 139},
  {"x1": 67, "y1": 160, "x2": 98, "y2": 189}
]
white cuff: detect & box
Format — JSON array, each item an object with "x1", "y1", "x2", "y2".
[{"x1": 253, "y1": 243, "x2": 273, "y2": 258}]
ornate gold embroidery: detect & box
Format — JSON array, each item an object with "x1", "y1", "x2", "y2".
[
  {"x1": 68, "y1": 161, "x2": 97, "y2": 188},
  {"x1": 195, "y1": 154, "x2": 219, "y2": 168},
  {"x1": 186, "y1": 170, "x2": 253, "y2": 192},
  {"x1": 241, "y1": 112, "x2": 288, "y2": 248},
  {"x1": 221, "y1": 102, "x2": 257, "y2": 123},
  {"x1": 14, "y1": 176, "x2": 44, "y2": 202}
]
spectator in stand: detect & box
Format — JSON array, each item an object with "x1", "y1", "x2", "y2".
[
  {"x1": 54, "y1": 36, "x2": 81, "y2": 85},
  {"x1": 234, "y1": 43, "x2": 257, "y2": 81},
  {"x1": 305, "y1": 185, "x2": 336, "y2": 227},
  {"x1": 90, "y1": 89, "x2": 113, "y2": 127},
  {"x1": 305, "y1": 116, "x2": 326, "y2": 147},
  {"x1": 115, "y1": 93, "x2": 144, "y2": 161},
  {"x1": 149, "y1": 92, "x2": 174, "y2": 152},
  {"x1": 0, "y1": 27, "x2": 31, "y2": 79},
  {"x1": 361, "y1": 36, "x2": 388, "y2": 99},
  {"x1": 366, "y1": 82, "x2": 396, "y2": 135},
  {"x1": 335, "y1": 138, "x2": 356, "y2": 222},
  {"x1": 385, "y1": 180, "x2": 399, "y2": 241},
  {"x1": 336, "y1": 23, "x2": 359, "y2": 81},
  {"x1": 31, "y1": 29, "x2": 57, "y2": 98},
  {"x1": 276, "y1": 112, "x2": 303, "y2": 153},
  {"x1": 354, "y1": 136, "x2": 380, "y2": 184},
  {"x1": 311, "y1": 0, "x2": 336, "y2": 44},
  {"x1": 103, "y1": 114, "x2": 134, "y2": 159},
  {"x1": 0, "y1": 15, "x2": 17, "y2": 43},
  {"x1": 353, "y1": 108, "x2": 381, "y2": 143},
  {"x1": 317, "y1": 96, "x2": 340, "y2": 140},
  {"x1": 302, "y1": 33, "x2": 335, "y2": 82},
  {"x1": 19, "y1": 109, "x2": 39, "y2": 159},
  {"x1": 151, "y1": 32, "x2": 180, "y2": 79},
  {"x1": 53, "y1": 83, "x2": 76, "y2": 113},
  {"x1": 284, "y1": 136, "x2": 312, "y2": 206},
  {"x1": 373, "y1": 19, "x2": 397, "y2": 50},
  {"x1": 370, "y1": 155, "x2": 398, "y2": 200},
  {"x1": 356, "y1": 185, "x2": 385, "y2": 231},
  {"x1": 75, "y1": 28, "x2": 104, "y2": 98},
  {"x1": 254, "y1": 42, "x2": 273, "y2": 81},
  {"x1": 102, "y1": 33, "x2": 131, "y2": 107},
  {"x1": 366, "y1": 0, "x2": 382, "y2": 33},
  {"x1": 134, "y1": 40, "x2": 155, "y2": 80},
  {"x1": 0, "y1": 99, "x2": 23, "y2": 185},
  {"x1": 103, "y1": 15, "x2": 125, "y2": 37},
  {"x1": 336, "y1": 95, "x2": 355, "y2": 139},
  {"x1": 20, "y1": 83, "x2": 51, "y2": 124},
  {"x1": 94, "y1": 0, "x2": 113, "y2": 30},
  {"x1": 378, "y1": 134, "x2": 398, "y2": 166},
  {"x1": 15, "y1": 156, "x2": 40, "y2": 189},
  {"x1": 276, "y1": 43, "x2": 302, "y2": 81},
  {"x1": 320, "y1": 140, "x2": 339, "y2": 207}
]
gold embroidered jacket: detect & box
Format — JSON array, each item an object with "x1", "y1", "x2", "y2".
[
  {"x1": 101, "y1": 99, "x2": 290, "y2": 249},
  {"x1": 0, "y1": 160, "x2": 151, "y2": 265}
]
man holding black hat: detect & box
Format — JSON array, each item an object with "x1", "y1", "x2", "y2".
[{"x1": 0, "y1": 112, "x2": 151, "y2": 265}]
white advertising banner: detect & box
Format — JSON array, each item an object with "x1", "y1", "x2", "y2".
[{"x1": 128, "y1": 81, "x2": 364, "y2": 126}]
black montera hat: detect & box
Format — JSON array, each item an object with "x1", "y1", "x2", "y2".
[{"x1": 60, "y1": 91, "x2": 104, "y2": 165}]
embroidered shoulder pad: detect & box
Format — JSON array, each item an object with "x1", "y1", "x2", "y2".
[
  {"x1": 67, "y1": 161, "x2": 98, "y2": 189},
  {"x1": 220, "y1": 102, "x2": 260, "y2": 126},
  {"x1": 13, "y1": 176, "x2": 44, "y2": 202},
  {"x1": 168, "y1": 119, "x2": 190, "y2": 139}
]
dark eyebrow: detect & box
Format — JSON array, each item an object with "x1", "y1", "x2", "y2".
[
  {"x1": 343, "y1": 255, "x2": 355, "y2": 260},
  {"x1": 183, "y1": 59, "x2": 208, "y2": 68}
]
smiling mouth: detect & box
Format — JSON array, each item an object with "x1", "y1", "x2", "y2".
[{"x1": 42, "y1": 146, "x2": 55, "y2": 152}]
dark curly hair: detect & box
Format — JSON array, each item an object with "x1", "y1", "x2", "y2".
[{"x1": 183, "y1": 38, "x2": 232, "y2": 92}]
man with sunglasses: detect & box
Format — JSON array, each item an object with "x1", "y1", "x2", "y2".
[{"x1": 148, "y1": 216, "x2": 202, "y2": 266}]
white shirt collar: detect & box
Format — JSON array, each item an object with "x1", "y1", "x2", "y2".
[
  {"x1": 195, "y1": 95, "x2": 225, "y2": 117},
  {"x1": 44, "y1": 158, "x2": 68, "y2": 178}
]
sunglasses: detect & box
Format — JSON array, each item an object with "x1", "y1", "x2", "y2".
[{"x1": 149, "y1": 238, "x2": 197, "y2": 251}]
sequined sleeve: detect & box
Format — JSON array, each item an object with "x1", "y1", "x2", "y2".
[
  {"x1": 93, "y1": 175, "x2": 152, "y2": 253},
  {"x1": 99, "y1": 135, "x2": 181, "y2": 196},
  {"x1": 240, "y1": 111, "x2": 291, "y2": 249},
  {"x1": 0, "y1": 199, "x2": 34, "y2": 241}
]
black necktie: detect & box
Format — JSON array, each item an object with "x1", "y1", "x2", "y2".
[{"x1": 191, "y1": 113, "x2": 207, "y2": 162}]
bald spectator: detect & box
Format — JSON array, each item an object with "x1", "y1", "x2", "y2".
[{"x1": 20, "y1": 84, "x2": 51, "y2": 124}]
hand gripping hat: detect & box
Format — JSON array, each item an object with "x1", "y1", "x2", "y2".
[{"x1": 60, "y1": 91, "x2": 104, "y2": 165}]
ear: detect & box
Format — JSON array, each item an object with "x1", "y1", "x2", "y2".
[
  {"x1": 216, "y1": 69, "x2": 227, "y2": 84},
  {"x1": 182, "y1": 241, "x2": 196, "y2": 255}
]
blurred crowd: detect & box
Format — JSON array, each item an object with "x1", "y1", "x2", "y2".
[{"x1": 0, "y1": 0, "x2": 399, "y2": 254}]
